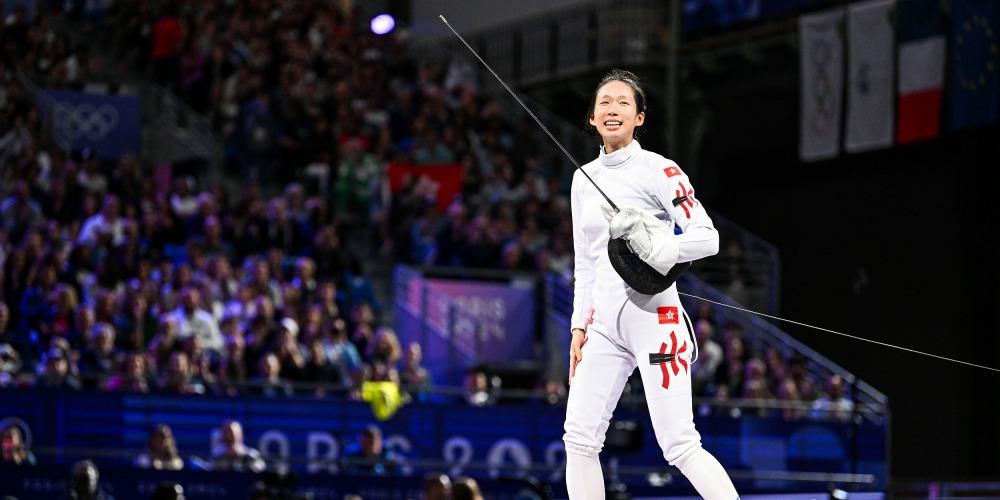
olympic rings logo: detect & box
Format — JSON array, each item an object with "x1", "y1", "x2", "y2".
[{"x1": 53, "y1": 101, "x2": 120, "y2": 141}]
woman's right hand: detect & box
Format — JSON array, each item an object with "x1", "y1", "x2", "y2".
[{"x1": 569, "y1": 328, "x2": 587, "y2": 385}]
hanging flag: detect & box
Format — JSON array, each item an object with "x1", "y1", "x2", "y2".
[
  {"x1": 950, "y1": 0, "x2": 1000, "y2": 131},
  {"x1": 800, "y1": 8, "x2": 845, "y2": 162},
  {"x1": 896, "y1": 0, "x2": 947, "y2": 144},
  {"x1": 844, "y1": 0, "x2": 896, "y2": 153}
]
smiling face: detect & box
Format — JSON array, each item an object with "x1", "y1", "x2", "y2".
[{"x1": 589, "y1": 79, "x2": 645, "y2": 153}]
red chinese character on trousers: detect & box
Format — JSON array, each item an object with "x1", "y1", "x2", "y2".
[{"x1": 658, "y1": 332, "x2": 688, "y2": 390}]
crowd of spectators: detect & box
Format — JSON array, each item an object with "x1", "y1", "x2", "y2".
[
  {"x1": 0, "y1": 108, "x2": 435, "y2": 400},
  {"x1": 1, "y1": 0, "x2": 582, "y2": 410},
  {"x1": 76, "y1": 0, "x2": 578, "y2": 276},
  {"x1": 0, "y1": 2, "x2": 859, "y2": 489},
  {"x1": 685, "y1": 303, "x2": 856, "y2": 423},
  {"x1": 1, "y1": 0, "x2": 473, "y2": 406}
]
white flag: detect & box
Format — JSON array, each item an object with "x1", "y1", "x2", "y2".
[
  {"x1": 799, "y1": 8, "x2": 845, "y2": 162},
  {"x1": 845, "y1": 0, "x2": 896, "y2": 152}
]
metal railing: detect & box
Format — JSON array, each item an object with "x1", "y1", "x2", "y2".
[
  {"x1": 16, "y1": 73, "x2": 223, "y2": 179},
  {"x1": 680, "y1": 270, "x2": 888, "y2": 414},
  {"x1": 690, "y1": 208, "x2": 782, "y2": 316},
  {"x1": 138, "y1": 82, "x2": 223, "y2": 176},
  {"x1": 417, "y1": 0, "x2": 669, "y2": 85},
  {"x1": 13, "y1": 73, "x2": 73, "y2": 155}
]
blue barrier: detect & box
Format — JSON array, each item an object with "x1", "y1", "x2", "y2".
[
  {"x1": 0, "y1": 389, "x2": 887, "y2": 495},
  {"x1": 0, "y1": 464, "x2": 542, "y2": 499}
]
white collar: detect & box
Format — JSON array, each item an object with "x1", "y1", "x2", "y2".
[{"x1": 600, "y1": 140, "x2": 641, "y2": 168}]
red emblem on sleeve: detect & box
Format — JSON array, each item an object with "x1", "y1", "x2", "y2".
[
  {"x1": 663, "y1": 166, "x2": 682, "y2": 178},
  {"x1": 675, "y1": 182, "x2": 698, "y2": 219},
  {"x1": 657, "y1": 306, "x2": 679, "y2": 324}
]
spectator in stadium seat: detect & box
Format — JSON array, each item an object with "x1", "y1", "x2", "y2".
[
  {"x1": 63, "y1": 459, "x2": 114, "y2": 500},
  {"x1": 499, "y1": 239, "x2": 535, "y2": 271},
  {"x1": 34, "y1": 348, "x2": 81, "y2": 391},
  {"x1": 313, "y1": 280, "x2": 344, "y2": 323},
  {"x1": 334, "y1": 138, "x2": 380, "y2": 226},
  {"x1": 159, "y1": 262, "x2": 195, "y2": 315},
  {"x1": 238, "y1": 88, "x2": 279, "y2": 184},
  {"x1": 400, "y1": 341, "x2": 432, "y2": 398},
  {"x1": 1, "y1": 422, "x2": 36, "y2": 465},
  {"x1": 775, "y1": 377, "x2": 806, "y2": 421},
  {"x1": 463, "y1": 367, "x2": 498, "y2": 407},
  {"x1": 147, "y1": 316, "x2": 182, "y2": 373},
  {"x1": 691, "y1": 319, "x2": 723, "y2": 397},
  {"x1": 301, "y1": 336, "x2": 344, "y2": 398},
  {"x1": 297, "y1": 304, "x2": 325, "y2": 345},
  {"x1": 112, "y1": 288, "x2": 156, "y2": 352},
  {"x1": 421, "y1": 472, "x2": 452, "y2": 500},
  {"x1": 703, "y1": 383, "x2": 741, "y2": 419},
  {"x1": 0, "y1": 180, "x2": 45, "y2": 242},
  {"x1": 215, "y1": 330, "x2": 248, "y2": 397},
  {"x1": 198, "y1": 216, "x2": 236, "y2": 263},
  {"x1": 341, "y1": 424, "x2": 399, "y2": 476},
  {"x1": 810, "y1": 374, "x2": 855, "y2": 423},
  {"x1": 156, "y1": 351, "x2": 205, "y2": 395},
  {"x1": 0, "y1": 342, "x2": 24, "y2": 388},
  {"x1": 324, "y1": 317, "x2": 362, "y2": 384},
  {"x1": 167, "y1": 286, "x2": 223, "y2": 354},
  {"x1": 134, "y1": 423, "x2": 183, "y2": 470},
  {"x1": 715, "y1": 335, "x2": 748, "y2": 397},
  {"x1": 542, "y1": 378, "x2": 568, "y2": 405},
  {"x1": 181, "y1": 335, "x2": 217, "y2": 390},
  {"x1": 740, "y1": 377, "x2": 774, "y2": 418},
  {"x1": 763, "y1": 346, "x2": 787, "y2": 389},
  {"x1": 259, "y1": 199, "x2": 302, "y2": 255},
  {"x1": 0, "y1": 302, "x2": 14, "y2": 346},
  {"x1": 451, "y1": 476, "x2": 485, "y2": 500},
  {"x1": 77, "y1": 322, "x2": 119, "y2": 389},
  {"x1": 77, "y1": 194, "x2": 124, "y2": 247},
  {"x1": 104, "y1": 351, "x2": 150, "y2": 393},
  {"x1": 210, "y1": 419, "x2": 265, "y2": 473},
  {"x1": 411, "y1": 129, "x2": 455, "y2": 165},
  {"x1": 250, "y1": 351, "x2": 294, "y2": 397},
  {"x1": 365, "y1": 326, "x2": 402, "y2": 368},
  {"x1": 309, "y1": 225, "x2": 353, "y2": 284},
  {"x1": 346, "y1": 314, "x2": 371, "y2": 354},
  {"x1": 290, "y1": 256, "x2": 319, "y2": 305},
  {"x1": 272, "y1": 318, "x2": 305, "y2": 381},
  {"x1": 149, "y1": 481, "x2": 185, "y2": 500},
  {"x1": 787, "y1": 354, "x2": 820, "y2": 401},
  {"x1": 245, "y1": 258, "x2": 284, "y2": 314},
  {"x1": 149, "y1": 2, "x2": 183, "y2": 92},
  {"x1": 168, "y1": 177, "x2": 199, "y2": 220}
]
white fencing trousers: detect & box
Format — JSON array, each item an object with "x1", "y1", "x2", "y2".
[{"x1": 564, "y1": 307, "x2": 739, "y2": 499}]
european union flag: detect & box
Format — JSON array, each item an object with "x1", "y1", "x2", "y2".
[{"x1": 950, "y1": 0, "x2": 1000, "y2": 131}]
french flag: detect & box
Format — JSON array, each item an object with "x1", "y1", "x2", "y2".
[{"x1": 896, "y1": 0, "x2": 946, "y2": 144}]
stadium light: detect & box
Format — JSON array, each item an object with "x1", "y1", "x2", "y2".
[{"x1": 370, "y1": 14, "x2": 395, "y2": 35}]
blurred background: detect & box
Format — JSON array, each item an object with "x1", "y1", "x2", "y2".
[{"x1": 0, "y1": 0, "x2": 997, "y2": 498}]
